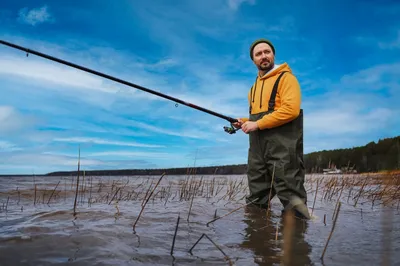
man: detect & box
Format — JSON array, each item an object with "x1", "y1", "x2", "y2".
[{"x1": 233, "y1": 38, "x2": 310, "y2": 219}]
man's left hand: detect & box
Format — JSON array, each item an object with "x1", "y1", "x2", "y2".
[{"x1": 241, "y1": 121, "x2": 259, "y2": 134}]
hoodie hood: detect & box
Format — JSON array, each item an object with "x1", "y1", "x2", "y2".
[{"x1": 247, "y1": 61, "x2": 301, "y2": 126}]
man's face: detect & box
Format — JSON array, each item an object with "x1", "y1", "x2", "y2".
[{"x1": 252, "y1": 42, "x2": 274, "y2": 71}]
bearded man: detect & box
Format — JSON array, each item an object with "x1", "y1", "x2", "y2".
[{"x1": 233, "y1": 38, "x2": 310, "y2": 219}]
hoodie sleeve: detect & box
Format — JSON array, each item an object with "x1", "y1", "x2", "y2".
[{"x1": 256, "y1": 73, "x2": 301, "y2": 130}]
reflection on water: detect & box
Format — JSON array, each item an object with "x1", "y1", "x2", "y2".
[
  {"x1": 240, "y1": 206, "x2": 312, "y2": 265},
  {"x1": 0, "y1": 174, "x2": 399, "y2": 266}
]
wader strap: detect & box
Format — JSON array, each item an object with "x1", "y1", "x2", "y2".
[
  {"x1": 268, "y1": 71, "x2": 288, "y2": 112},
  {"x1": 249, "y1": 76, "x2": 258, "y2": 113}
]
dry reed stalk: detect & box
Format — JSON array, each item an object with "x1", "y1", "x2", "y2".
[
  {"x1": 133, "y1": 173, "x2": 165, "y2": 232},
  {"x1": 281, "y1": 210, "x2": 295, "y2": 265},
  {"x1": 381, "y1": 210, "x2": 393, "y2": 266},
  {"x1": 108, "y1": 187, "x2": 122, "y2": 205},
  {"x1": 89, "y1": 176, "x2": 93, "y2": 207},
  {"x1": 187, "y1": 188, "x2": 196, "y2": 222},
  {"x1": 206, "y1": 197, "x2": 259, "y2": 227},
  {"x1": 211, "y1": 177, "x2": 216, "y2": 197},
  {"x1": 332, "y1": 180, "x2": 345, "y2": 220},
  {"x1": 42, "y1": 189, "x2": 46, "y2": 204},
  {"x1": 329, "y1": 179, "x2": 339, "y2": 199},
  {"x1": 73, "y1": 147, "x2": 81, "y2": 217},
  {"x1": 114, "y1": 201, "x2": 120, "y2": 219},
  {"x1": 266, "y1": 162, "x2": 276, "y2": 221},
  {"x1": 354, "y1": 177, "x2": 368, "y2": 207},
  {"x1": 311, "y1": 179, "x2": 319, "y2": 216},
  {"x1": 47, "y1": 181, "x2": 60, "y2": 205},
  {"x1": 64, "y1": 178, "x2": 67, "y2": 202},
  {"x1": 188, "y1": 233, "x2": 233, "y2": 265},
  {"x1": 323, "y1": 180, "x2": 332, "y2": 200},
  {"x1": 141, "y1": 181, "x2": 153, "y2": 207},
  {"x1": 170, "y1": 213, "x2": 180, "y2": 256},
  {"x1": 17, "y1": 187, "x2": 20, "y2": 205},
  {"x1": 34, "y1": 184, "x2": 37, "y2": 206},
  {"x1": 80, "y1": 170, "x2": 85, "y2": 204},
  {"x1": 164, "y1": 184, "x2": 171, "y2": 206},
  {"x1": 215, "y1": 184, "x2": 225, "y2": 198},
  {"x1": 347, "y1": 187, "x2": 353, "y2": 203},
  {"x1": 321, "y1": 201, "x2": 341, "y2": 261},
  {"x1": 5, "y1": 196, "x2": 9, "y2": 212}
]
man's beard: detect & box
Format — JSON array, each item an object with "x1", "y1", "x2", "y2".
[{"x1": 258, "y1": 61, "x2": 274, "y2": 72}]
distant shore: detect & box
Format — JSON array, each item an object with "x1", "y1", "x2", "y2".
[{"x1": 2, "y1": 164, "x2": 399, "y2": 177}]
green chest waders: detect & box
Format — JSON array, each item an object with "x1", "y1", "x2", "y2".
[{"x1": 246, "y1": 72, "x2": 308, "y2": 209}]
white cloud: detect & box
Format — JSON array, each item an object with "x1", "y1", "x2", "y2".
[
  {"x1": 339, "y1": 63, "x2": 400, "y2": 88},
  {"x1": 353, "y1": 30, "x2": 400, "y2": 51},
  {"x1": 129, "y1": 120, "x2": 213, "y2": 140},
  {"x1": 227, "y1": 0, "x2": 255, "y2": 11},
  {"x1": 0, "y1": 106, "x2": 37, "y2": 135},
  {"x1": 18, "y1": 5, "x2": 53, "y2": 26},
  {"x1": 0, "y1": 54, "x2": 118, "y2": 93},
  {"x1": 378, "y1": 30, "x2": 400, "y2": 50},
  {"x1": 0, "y1": 153, "x2": 100, "y2": 167},
  {"x1": 305, "y1": 107, "x2": 393, "y2": 135},
  {"x1": 52, "y1": 137, "x2": 164, "y2": 148},
  {"x1": 0, "y1": 38, "x2": 188, "y2": 110},
  {"x1": 87, "y1": 151, "x2": 171, "y2": 159},
  {"x1": 302, "y1": 62, "x2": 399, "y2": 148},
  {"x1": 265, "y1": 16, "x2": 297, "y2": 33},
  {"x1": 0, "y1": 151, "x2": 158, "y2": 173},
  {"x1": 0, "y1": 140, "x2": 21, "y2": 151}
]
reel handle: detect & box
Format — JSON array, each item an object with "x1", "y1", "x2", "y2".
[{"x1": 223, "y1": 124, "x2": 240, "y2": 134}]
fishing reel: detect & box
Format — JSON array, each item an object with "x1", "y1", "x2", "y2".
[{"x1": 223, "y1": 123, "x2": 240, "y2": 134}]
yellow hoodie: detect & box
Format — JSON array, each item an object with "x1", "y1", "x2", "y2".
[{"x1": 241, "y1": 62, "x2": 301, "y2": 130}]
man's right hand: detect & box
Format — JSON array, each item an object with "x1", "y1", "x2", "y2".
[{"x1": 232, "y1": 118, "x2": 243, "y2": 129}]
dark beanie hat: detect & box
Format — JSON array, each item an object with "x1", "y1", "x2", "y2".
[{"x1": 249, "y1": 38, "x2": 275, "y2": 60}]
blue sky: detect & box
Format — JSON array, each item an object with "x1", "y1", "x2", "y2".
[{"x1": 0, "y1": 0, "x2": 399, "y2": 175}]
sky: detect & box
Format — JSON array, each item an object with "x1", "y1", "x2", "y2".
[{"x1": 0, "y1": 0, "x2": 399, "y2": 175}]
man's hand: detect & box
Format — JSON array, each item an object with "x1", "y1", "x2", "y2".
[
  {"x1": 232, "y1": 118, "x2": 243, "y2": 129},
  {"x1": 241, "y1": 121, "x2": 259, "y2": 134}
]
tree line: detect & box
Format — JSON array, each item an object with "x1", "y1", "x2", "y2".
[
  {"x1": 45, "y1": 164, "x2": 248, "y2": 176},
  {"x1": 304, "y1": 135, "x2": 400, "y2": 173}
]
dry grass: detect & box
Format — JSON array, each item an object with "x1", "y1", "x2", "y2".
[
  {"x1": 1, "y1": 171, "x2": 399, "y2": 214},
  {"x1": 306, "y1": 171, "x2": 400, "y2": 208}
]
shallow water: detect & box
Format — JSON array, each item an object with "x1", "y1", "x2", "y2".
[{"x1": 0, "y1": 174, "x2": 399, "y2": 266}]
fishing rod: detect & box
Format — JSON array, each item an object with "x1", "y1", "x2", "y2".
[{"x1": 0, "y1": 39, "x2": 241, "y2": 134}]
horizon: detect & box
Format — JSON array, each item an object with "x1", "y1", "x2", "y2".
[
  {"x1": 1, "y1": 0, "x2": 399, "y2": 175},
  {"x1": 3, "y1": 132, "x2": 398, "y2": 176}
]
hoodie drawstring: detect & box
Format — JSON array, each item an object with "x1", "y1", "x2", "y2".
[
  {"x1": 250, "y1": 76, "x2": 266, "y2": 109},
  {"x1": 250, "y1": 76, "x2": 257, "y2": 103},
  {"x1": 259, "y1": 79, "x2": 265, "y2": 109}
]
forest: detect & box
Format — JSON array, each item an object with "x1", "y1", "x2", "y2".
[{"x1": 304, "y1": 135, "x2": 400, "y2": 173}]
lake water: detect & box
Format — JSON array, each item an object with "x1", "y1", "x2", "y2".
[{"x1": 0, "y1": 174, "x2": 399, "y2": 265}]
